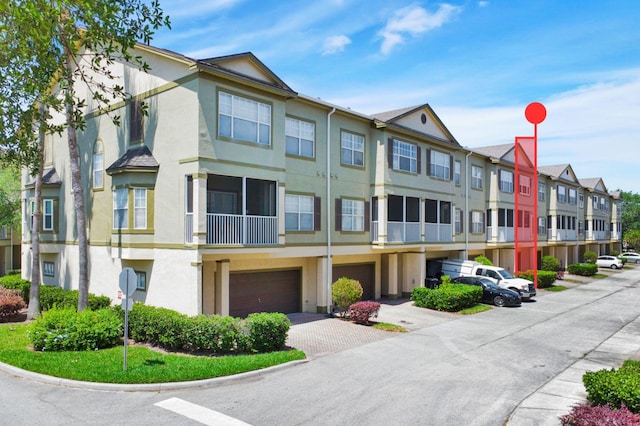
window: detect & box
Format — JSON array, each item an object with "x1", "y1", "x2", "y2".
[
  {"x1": 519, "y1": 175, "x2": 531, "y2": 196},
  {"x1": 42, "y1": 261, "x2": 54, "y2": 277},
  {"x1": 579, "y1": 194, "x2": 584, "y2": 208},
  {"x1": 538, "y1": 217, "x2": 546, "y2": 235},
  {"x1": 425, "y1": 199, "x2": 451, "y2": 224},
  {"x1": 579, "y1": 220, "x2": 584, "y2": 234},
  {"x1": 130, "y1": 100, "x2": 143, "y2": 143},
  {"x1": 285, "y1": 194, "x2": 314, "y2": 231},
  {"x1": 341, "y1": 131, "x2": 364, "y2": 167},
  {"x1": 454, "y1": 161, "x2": 461, "y2": 186},
  {"x1": 499, "y1": 170, "x2": 514, "y2": 193},
  {"x1": 285, "y1": 117, "x2": 314, "y2": 157},
  {"x1": 134, "y1": 188, "x2": 147, "y2": 229},
  {"x1": 471, "y1": 211, "x2": 484, "y2": 234},
  {"x1": 93, "y1": 141, "x2": 103, "y2": 189},
  {"x1": 429, "y1": 150, "x2": 451, "y2": 180},
  {"x1": 455, "y1": 209, "x2": 463, "y2": 234},
  {"x1": 135, "y1": 271, "x2": 146, "y2": 291},
  {"x1": 341, "y1": 199, "x2": 364, "y2": 231},
  {"x1": 219, "y1": 92, "x2": 271, "y2": 145},
  {"x1": 471, "y1": 165, "x2": 483, "y2": 189},
  {"x1": 43, "y1": 199, "x2": 54, "y2": 231},
  {"x1": 538, "y1": 183, "x2": 546, "y2": 201},
  {"x1": 557, "y1": 185, "x2": 566, "y2": 203},
  {"x1": 113, "y1": 188, "x2": 128, "y2": 230},
  {"x1": 392, "y1": 139, "x2": 417, "y2": 173},
  {"x1": 600, "y1": 197, "x2": 606, "y2": 211},
  {"x1": 593, "y1": 195, "x2": 598, "y2": 209},
  {"x1": 568, "y1": 188, "x2": 577, "y2": 205}
]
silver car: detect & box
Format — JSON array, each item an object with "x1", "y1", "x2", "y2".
[
  {"x1": 596, "y1": 255, "x2": 624, "y2": 269},
  {"x1": 619, "y1": 252, "x2": 640, "y2": 264}
]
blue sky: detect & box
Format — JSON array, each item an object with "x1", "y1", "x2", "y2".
[{"x1": 152, "y1": 0, "x2": 640, "y2": 194}]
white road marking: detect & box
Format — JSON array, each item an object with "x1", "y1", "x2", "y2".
[{"x1": 155, "y1": 397, "x2": 252, "y2": 426}]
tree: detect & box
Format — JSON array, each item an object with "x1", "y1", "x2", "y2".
[
  {"x1": 625, "y1": 230, "x2": 640, "y2": 251},
  {"x1": 1, "y1": 1, "x2": 170, "y2": 311},
  {"x1": 620, "y1": 191, "x2": 640, "y2": 249},
  {"x1": 0, "y1": 164, "x2": 21, "y2": 230}
]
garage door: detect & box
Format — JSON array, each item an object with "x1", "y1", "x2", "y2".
[
  {"x1": 332, "y1": 263, "x2": 375, "y2": 301},
  {"x1": 230, "y1": 269, "x2": 301, "y2": 318}
]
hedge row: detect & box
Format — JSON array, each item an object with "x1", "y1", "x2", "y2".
[
  {"x1": 410, "y1": 283, "x2": 482, "y2": 312},
  {"x1": 515, "y1": 270, "x2": 557, "y2": 288},
  {"x1": 583, "y1": 360, "x2": 640, "y2": 413},
  {"x1": 124, "y1": 303, "x2": 291, "y2": 354},
  {"x1": 567, "y1": 263, "x2": 599, "y2": 276},
  {"x1": 0, "y1": 275, "x2": 111, "y2": 311}
]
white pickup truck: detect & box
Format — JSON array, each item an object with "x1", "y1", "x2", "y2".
[{"x1": 438, "y1": 259, "x2": 536, "y2": 300}]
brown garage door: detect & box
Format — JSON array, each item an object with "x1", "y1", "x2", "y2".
[
  {"x1": 332, "y1": 263, "x2": 375, "y2": 301},
  {"x1": 230, "y1": 269, "x2": 301, "y2": 318}
]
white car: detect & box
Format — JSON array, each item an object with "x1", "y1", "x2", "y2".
[
  {"x1": 596, "y1": 255, "x2": 624, "y2": 269},
  {"x1": 619, "y1": 252, "x2": 640, "y2": 264}
]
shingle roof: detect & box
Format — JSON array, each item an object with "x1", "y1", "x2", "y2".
[
  {"x1": 106, "y1": 145, "x2": 159, "y2": 174},
  {"x1": 538, "y1": 164, "x2": 570, "y2": 178},
  {"x1": 471, "y1": 143, "x2": 513, "y2": 159},
  {"x1": 25, "y1": 167, "x2": 62, "y2": 188},
  {"x1": 578, "y1": 178, "x2": 602, "y2": 190},
  {"x1": 372, "y1": 105, "x2": 421, "y2": 122}
]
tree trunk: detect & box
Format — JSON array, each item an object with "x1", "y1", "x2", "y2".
[
  {"x1": 63, "y1": 52, "x2": 89, "y2": 312},
  {"x1": 26, "y1": 105, "x2": 45, "y2": 320}
]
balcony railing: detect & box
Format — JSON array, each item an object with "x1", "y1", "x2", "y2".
[
  {"x1": 370, "y1": 221, "x2": 450, "y2": 243},
  {"x1": 586, "y1": 230, "x2": 610, "y2": 241},
  {"x1": 424, "y1": 223, "x2": 453, "y2": 243},
  {"x1": 206, "y1": 213, "x2": 277, "y2": 245},
  {"x1": 546, "y1": 229, "x2": 577, "y2": 241},
  {"x1": 185, "y1": 213, "x2": 193, "y2": 244},
  {"x1": 486, "y1": 226, "x2": 514, "y2": 242},
  {"x1": 387, "y1": 221, "x2": 421, "y2": 243}
]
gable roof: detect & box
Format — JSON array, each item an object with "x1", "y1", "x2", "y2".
[
  {"x1": 25, "y1": 167, "x2": 62, "y2": 188},
  {"x1": 472, "y1": 143, "x2": 514, "y2": 161},
  {"x1": 579, "y1": 177, "x2": 608, "y2": 194},
  {"x1": 538, "y1": 164, "x2": 579, "y2": 184},
  {"x1": 196, "y1": 52, "x2": 297, "y2": 97},
  {"x1": 106, "y1": 145, "x2": 159, "y2": 174}
]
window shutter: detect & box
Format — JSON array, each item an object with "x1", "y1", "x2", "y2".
[
  {"x1": 416, "y1": 146, "x2": 421, "y2": 174},
  {"x1": 449, "y1": 155, "x2": 453, "y2": 181},
  {"x1": 364, "y1": 201, "x2": 370, "y2": 232},
  {"x1": 482, "y1": 211, "x2": 486, "y2": 233},
  {"x1": 498, "y1": 169, "x2": 503, "y2": 188},
  {"x1": 53, "y1": 199, "x2": 59, "y2": 233},
  {"x1": 335, "y1": 198, "x2": 342, "y2": 231},
  {"x1": 314, "y1": 197, "x2": 321, "y2": 231},
  {"x1": 426, "y1": 149, "x2": 431, "y2": 175},
  {"x1": 387, "y1": 138, "x2": 394, "y2": 169},
  {"x1": 460, "y1": 210, "x2": 464, "y2": 233},
  {"x1": 469, "y1": 211, "x2": 473, "y2": 233}
]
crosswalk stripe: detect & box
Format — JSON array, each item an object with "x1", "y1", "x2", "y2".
[{"x1": 155, "y1": 397, "x2": 252, "y2": 426}]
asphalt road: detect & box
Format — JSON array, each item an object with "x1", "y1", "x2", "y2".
[{"x1": 2, "y1": 268, "x2": 640, "y2": 426}]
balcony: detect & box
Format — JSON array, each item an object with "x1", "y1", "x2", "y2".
[
  {"x1": 486, "y1": 226, "x2": 514, "y2": 243},
  {"x1": 425, "y1": 223, "x2": 453, "y2": 243},
  {"x1": 370, "y1": 221, "x2": 451, "y2": 243},
  {"x1": 206, "y1": 213, "x2": 277, "y2": 245},
  {"x1": 586, "y1": 230, "x2": 611, "y2": 241},
  {"x1": 546, "y1": 229, "x2": 577, "y2": 242}
]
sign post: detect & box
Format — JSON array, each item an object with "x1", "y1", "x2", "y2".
[{"x1": 119, "y1": 267, "x2": 137, "y2": 371}]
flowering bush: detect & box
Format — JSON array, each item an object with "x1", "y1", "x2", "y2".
[
  {"x1": 348, "y1": 301, "x2": 380, "y2": 325},
  {"x1": 0, "y1": 287, "x2": 26, "y2": 319},
  {"x1": 560, "y1": 403, "x2": 640, "y2": 425}
]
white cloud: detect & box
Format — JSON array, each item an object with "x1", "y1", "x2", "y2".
[
  {"x1": 378, "y1": 4, "x2": 462, "y2": 55},
  {"x1": 478, "y1": 1, "x2": 489, "y2": 7},
  {"x1": 322, "y1": 35, "x2": 352, "y2": 55}
]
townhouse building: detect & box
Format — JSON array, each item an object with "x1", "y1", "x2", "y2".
[{"x1": 21, "y1": 45, "x2": 622, "y2": 317}]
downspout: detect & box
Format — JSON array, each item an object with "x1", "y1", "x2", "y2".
[
  {"x1": 326, "y1": 107, "x2": 336, "y2": 315},
  {"x1": 464, "y1": 149, "x2": 472, "y2": 259}
]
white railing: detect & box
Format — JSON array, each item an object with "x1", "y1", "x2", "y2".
[
  {"x1": 206, "y1": 213, "x2": 277, "y2": 245},
  {"x1": 387, "y1": 221, "x2": 421, "y2": 243},
  {"x1": 586, "y1": 230, "x2": 609, "y2": 241},
  {"x1": 425, "y1": 223, "x2": 453, "y2": 243},
  {"x1": 486, "y1": 226, "x2": 514, "y2": 242},
  {"x1": 185, "y1": 213, "x2": 193, "y2": 244},
  {"x1": 547, "y1": 229, "x2": 577, "y2": 241},
  {"x1": 611, "y1": 231, "x2": 621, "y2": 241}
]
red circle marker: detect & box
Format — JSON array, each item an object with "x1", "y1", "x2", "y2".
[{"x1": 525, "y1": 102, "x2": 546, "y2": 124}]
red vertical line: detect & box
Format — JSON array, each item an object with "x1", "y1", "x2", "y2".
[
  {"x1": 514, "y1": 138, "x2": 519, "y2": 273},
  {"x1": 533, "y1": 124, "x2": 538, "y2": 289}
]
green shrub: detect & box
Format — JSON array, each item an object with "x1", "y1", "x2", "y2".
[
  {"x1": 474, "y1": 256, "x2": 493, "y2": 266},
  {"x1": 183, "y1": 314, "x2": 241, "y2": 353},
  {"x1": 611, "y1": 250, "x2": 620, "y2": 256},
  {"x1": 541, "y1": 255, "x2": 561, "y2": 272},
  {"x1": 245, "y1": 312, "x2": 291, "y2": 353},
  {"x1": 568, "y1": 263, "x2": 598, "y2": 276},
  {"x1": 348, "y1": 301, "x2": 381, "y2": 325},
  {"x1": 583, "y1": 360, "x2": 640, "y2": 413},
  {"x1": 127, "y1": 304, "x2": 189, "y2": 350},
  {"x1": 515, "y1": 270, "x2": 556, "y2": 288},
  {"x1": 0, "y1": 287, "x2": 26, "y2": 319},
  {"x1": 0, "y1": 275, "x2": 30, "y2": 303},
  {"x1": 332, "y1": 277, "x2": 363, "y2": 316},
  {"x1": 583, "y1": 251, "x2": 598, "y2": 264},
  {"x1": 39, "y1": 286, "x2": 112, "y2": 312},
  {"x1": 411, "y1": 283, "x2": 481, "y2": 312},
  {"x1": 29, "y1": 308, "x2": 122, "y2": 351}
]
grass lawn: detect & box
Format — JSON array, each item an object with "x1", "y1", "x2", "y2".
[
  {"x1": 459, "y1": 304, "x2": 493, "y2": 315},
  {"x1": 545, "y1": 285, "x2": 567, "y2": 292},
  {"x1": 593, "y1": 273, "x2": 608, "y2": 279},
  {"x1": 0, "y1": 323, "x2": 305, "y2": 384},
  {"x1": 373, "y1": 322, "x2": 408, "y2": 332}
]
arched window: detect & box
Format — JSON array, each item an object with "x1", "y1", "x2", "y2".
[{"x1": 93, "y1": 140, "x2": 104, "y2": 189}]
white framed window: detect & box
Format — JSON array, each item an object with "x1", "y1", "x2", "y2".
[
  {"x1": 218, "y1": 91, "x2": 271, "y2": 145},
  {"x1": 538, "y1": 183, "x2": 546, "y2": 201},
  {"x1": 285, "y1": 117, "x2": 314, "y2": 157},
  {"x1": 425, "y1": 199, "x2": 451, "y2": 224},
  {"x1": 430, "y1": 150, "x2": 450, "y2": 180},
  {"x1": 341, "y1": 199, "x2": 364, "y2": 231},
  {"x1": 341, "y1": 131, "x2": 364, "y2": 167},
  {"x1": 42, "y1": 261, "x2": 54, "y2": 277},
  {"x1": 43, "y1": 199, "x2": 54, "y2": 231},
  {"x1": 134, "y1": 188, "x2": 147, "y2": 229},
  {"x1": 454, "y1": 161, "x2": 461, "y2": 186},
  {"x1": 93, "y1": 141, "x2": 103, "y2": 189},
  {"x1": 113, "y1": 188, "x2": 128, "y2": 230},
  {"x1": 135, "y1": 271, "x2": 146, "y2": 291},
  {"x1": 519, "y1": 175, "x2": 531, "y2": 196},
  {"x1": 568, "y1": 188, "x2": 577, "y2": 205},
  {"x1": 471, "y1": 211, "x2": 484, "y2": 234},
  {"x1": 471, "y1": 165, "x2": 483, "y2": 189},
  {"x1": 392, "y1": 139, "x2": 417, "y2": 173},
  {"x1": 600, "y1": 197, "x2": 606, "y2": 210},
  {"x1": 538, "y1": 217, "x2": 546, "y2": 234},
  {"x1": 579, "y1": 193, "x2": 584, "y2": 208},
  {"x1": 557, "y1": 185, "x2": 566, "y2": 203},
  {"x1": 499, "y1": 170, "x2": 514, "y2": 193},
  {"x1": 455, "y1": 208, "x2": 462, "y2": 234},
  {"x1": 593, "y1": 195, "x2": 598, "y2": 209},
  {"x1": 285, "y1": 194, "x2": 314, "y2": 231}
]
